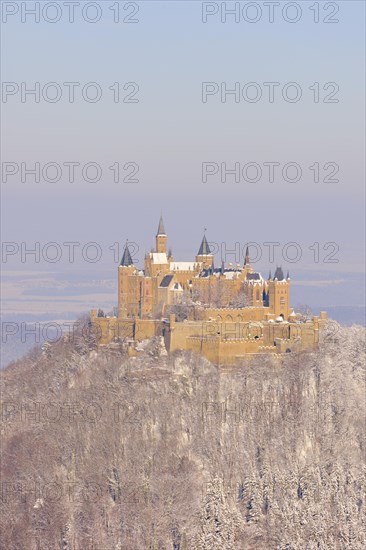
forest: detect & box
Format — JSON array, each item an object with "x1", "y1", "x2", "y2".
[{"x1": 1, "y1": 320, "x2": 365, "y2": 549}]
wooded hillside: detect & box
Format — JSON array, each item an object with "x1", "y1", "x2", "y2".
[{"x1": 1, "y1": 322, "x2": 365, "y2": 549}]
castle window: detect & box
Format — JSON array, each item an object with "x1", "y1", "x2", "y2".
[{"x1": 280, "y1": 297, "x2": 285, "y2": 305}]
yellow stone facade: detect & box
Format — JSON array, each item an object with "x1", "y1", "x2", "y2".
[{"x1": 91, "y1": 217, "x2": 327, "y2": 365}]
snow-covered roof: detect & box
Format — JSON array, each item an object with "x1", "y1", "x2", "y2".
[
  {"x1": 223, "y1": 271, "x2": 237, "y2": 280},
  {"x1": 196, "y1": 270, "x2": 210, "y2": 278},
  {"x1": 246, "y1": 272, "x2": 264, "y2": 284},
  {"x1": 170, "y1": 261, "x2": 195, "y2": 271},
  {"x1": 160, "y1": 275, "x2": 183, "y2": 291},
  {"x1": 172, "y1": 282, "x2": 183, "y2": 291},
  {"x1": 150, "y1": 252, "x2": 168, "y2": 264},
  {"x1": 160, "y1": 275, "x2": 174, "y2": 288}
]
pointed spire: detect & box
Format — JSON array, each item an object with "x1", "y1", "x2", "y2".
[
  {"x1": 197, "y1": 232, "x2": 211, "y2": 256},
  {"x1": 156, "y1": 214, "x2": 166, "y2": 236},
  {"x1": 244, "y1": 245, "x2": 250, "y2": 266},
  {"x1": 268, "y1": 270, "x2": 272, "y2": 280},
  {"x1": 274, "y1": 266, "x2": 284, "y2": 281},
  {"x1": 287, "y1": 270, "x2": 290, "y2": 279},
  {"x1": 120, "y1": 240, "x2": 133, "y2": 266}
]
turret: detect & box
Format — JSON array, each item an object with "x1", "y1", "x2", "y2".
[
  {"x1": 274, "y1": 266, "x2": 285, "y2": 280},
  {"x1": 118, "y1": 241, "x2": 139, "y2": 318},
  {"x1": 120, "y1": 240, "x2": 134, "y2": 267},
  {"x1": 244, "y1": 246, "x2": 250, "y2": 267},
  {"x1": 267, "y1": 266, "x2": 290, "y2": 318},
  {"x1": 156, "y1": 214, "x2": 167, "y2": 254},
  {"x1": 196, "y1": 231, "x2": 214, "y2": 269}
]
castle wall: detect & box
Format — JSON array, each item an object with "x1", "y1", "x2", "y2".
[
  {"x1": 135, "y1": 319, "x2": 163, "y2": 340},
  {"x1": 185, "y1": 336, "x2": 221, "y2": 363},
  {"x1": 90, "y1": 312, "x2": 163, "y2": 345},
  {"x1": 218, "y1": 338, "x2": 264, "y2": 363},
  {"x1": 165, "y1": 317, "x2": 321, "y2": 364},
  {"x1": 196, "y1": 307, "x2": 272, "y2": 322},
  {"x1": 93, "y1": 306, "x2": 322, "y2": 363},
  {"x1": 184, "y1": 335, "x2": 280, "y2": 365},
  {"x1": 167, "y1": 321, "x2": 204, "y2": 352},
  {"x1": 90, "y1": 315, "x2": 134, "y2": 345}
]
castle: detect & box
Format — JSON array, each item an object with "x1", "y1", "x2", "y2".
[{"x1": 91, "y1": 216, "x2": 327, "y2": 365}]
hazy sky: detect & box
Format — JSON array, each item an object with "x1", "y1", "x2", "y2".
[{"x1": 1, "y1": 1, "x2": 365, "y2": 316}]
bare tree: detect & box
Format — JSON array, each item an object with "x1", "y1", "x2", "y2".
[{"x1": 296, "y1": 303, "x2": 313, "y2": 322}]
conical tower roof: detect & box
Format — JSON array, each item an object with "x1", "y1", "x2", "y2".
[
  {"x1": 197, "y1": 233, "x2": 211, "y2": 256},
  {"x1": 274, "y1": 266, "x2": 285, "y2": 281},
  {"x1": 156, "y1": 215, "x2": 166, "y2": 235},
  {"x1": 120, "y1": 241, "x2": 133, "y2": 266},
  {"x1": 244, "y1": 246, "x2": 250, "y2": 266}
]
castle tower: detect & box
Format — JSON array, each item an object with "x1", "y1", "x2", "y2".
[
  {"x1": 267, "y1": 266, "x2": 290, "y2": 319},
  {"x1": 244, "y1": 246, "x2": 250, "y2": 267},
  {"x1": 156, "y1": 214, "x2": 167, "y2": 254},
  {"x1": 118, "y1": 241, "x2": 139, "y2": 318},
  {"x1": 121, "y1": 241, "x2": 133, "y2": 267},
  {"x1": 241, "y1": 245, "x2": 253, "y2": 276},
  {"x1": 196, "y1": 231, "x2": 214, "y2": 269}
]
